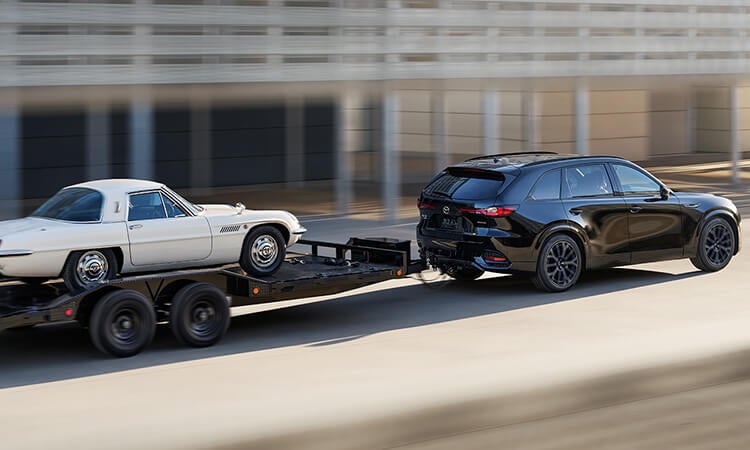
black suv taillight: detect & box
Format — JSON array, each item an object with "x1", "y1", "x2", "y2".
[{"x1": 459, "y1": 206, "x2": 515, "y2": 217}]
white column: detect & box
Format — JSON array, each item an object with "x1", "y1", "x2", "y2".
[
  {"x1": 575, "y1": 82, "x2": 589, "y2": 156},
  {"x1": 730, "y1": 84, "x2": 740, "y2": 185},
  {"x1": 86, "y1": 100, "x2": 111, "y2": 181},
  {"x1": 335, "y1": 93, "x2": 354, "y2": 214},
  {"x1": 190, "y1": 95, "x2": 212, "y2": 192},
  {"x1": 382, "y1": 90, "x2": 400, "y2": 223},
  {"x1": 285, "y1": 96, "x2": 305, "y2": 188},
  {"x1": 524, "y1": 90, "x2": 538, "y2": 150},
  {"x1": 482, "y1": 89, "x2": 499, "y2": 156},
  {"x1": 0, "y1": 95, "x2": 20, "y2": 219},
  {"x1": 129, "y1": 92, "x2": 154, "y2": 180},
  {"x1": 686, "y1": 87, "x2": 696, "y2": 153},
  {"x1": 432, "y1": 90, "x2": 448, "y2": 172}
]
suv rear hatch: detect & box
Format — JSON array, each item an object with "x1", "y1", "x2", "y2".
[{"x1": 418, "y1": 168, "x2": 514, "y2": 236}]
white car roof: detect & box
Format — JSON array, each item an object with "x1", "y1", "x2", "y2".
[{"x1": 68, "y1": 179, "x2": 166, "y2": 196}]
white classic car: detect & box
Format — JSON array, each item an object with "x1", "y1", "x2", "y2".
[{"x1": 0, "y1": 179, "x2": 306, "y2": 292}]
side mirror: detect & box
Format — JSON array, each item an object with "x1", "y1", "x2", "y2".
[
  {"x1": 659, "y1": 186, "x2": 669, "y2": 200},
  {"x1": 235, "y1": 202, "x2": 246, "y2": 215}
]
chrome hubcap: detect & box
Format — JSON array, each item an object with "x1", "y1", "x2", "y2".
[
  {"x1": 250, "y1": 235, "x2": 278, "y2": 268},
  {"x1": 544, "y1": 241, "x2": 579, "y2": 288},
  {"x1": 705, "y1": 222, "x2": 733, "y2": 266},
  {"x1": 76, "y1": 251, "x2": 109, "y2": 284}
]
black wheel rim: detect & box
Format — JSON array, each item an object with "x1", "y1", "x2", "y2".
[
  {"x1": 705, "y1": 222, "x2": 733, "y2": 266},
  {"x1": 110, "y1": 307, "x2": 142, "y2": 346},
  {"x1": 544, "y1": 240, "x2": 579, "y2": 288},
  {"x1": 186, "y1": 299, "x2": 220, "y2": 338}
]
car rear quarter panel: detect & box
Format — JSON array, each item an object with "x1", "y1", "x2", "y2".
[{"x1": 0, "y1": 222, "x2": 128, "y2": 277}]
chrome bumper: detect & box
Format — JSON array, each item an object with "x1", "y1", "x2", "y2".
[
  {"x1": 292, "y1": 226, "x2": 307, "y2": 235},
  {"x1": 0, "y1": 250, "x2": 33, "y2": 257}
]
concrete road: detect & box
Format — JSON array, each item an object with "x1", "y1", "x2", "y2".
[{"x1": 0, "y1": 218, "x2": 749, "y2": 449}]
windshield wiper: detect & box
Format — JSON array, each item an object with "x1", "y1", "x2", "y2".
[{"x1": 429, "y1": 190, "x2": 452, "y2": 199}]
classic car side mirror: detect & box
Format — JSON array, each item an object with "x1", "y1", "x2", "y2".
[{"x1": 235, "y1": 202, "x2": 246, "y2": 214}]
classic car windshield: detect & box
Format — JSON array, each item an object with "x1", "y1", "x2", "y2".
[
  {"x1": 163, "y1": 187, "x2": 203, "y2": 214},
  {"x1": 31, "y1": 187, "x2": 103, "y2": 222}
]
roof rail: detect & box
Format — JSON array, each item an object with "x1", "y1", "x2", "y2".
[{"x1": 464, "y1": 151, "x2": 558, "y2": 162}]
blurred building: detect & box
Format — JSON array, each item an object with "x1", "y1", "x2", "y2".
[{"x1": 1, "y1": 0, "x2": 750, "y2": 219}]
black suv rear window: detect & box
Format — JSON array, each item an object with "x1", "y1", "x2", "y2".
[{"x1": 424, "y1": 169, "x2": 505, "y2": 201}]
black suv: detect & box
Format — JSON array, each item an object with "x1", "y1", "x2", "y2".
[{"x1": 416, "y1": 152, "x2": 741, "y2": 292}]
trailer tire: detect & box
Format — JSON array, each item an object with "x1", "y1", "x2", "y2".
[
  {"x1": 89, "y1": 289, "x2": 156, "y2": 358},
  {"x1": 169, "y1": 282, "x2": 230, "y2": 348}
]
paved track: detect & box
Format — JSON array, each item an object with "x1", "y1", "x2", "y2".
[{"x1": 0, "y1": 214, "x2": 749, "y2": 449}]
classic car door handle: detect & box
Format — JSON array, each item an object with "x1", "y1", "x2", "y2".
[
  {"x1": 129, "y1": 224, "x2": 143, "y2": 230},
  {"x1": 569, "y1": 208, "x2": 582, "y2": 215},
  {"x1": 630, "y1": 206, "x2": 643, "y2": 213}
]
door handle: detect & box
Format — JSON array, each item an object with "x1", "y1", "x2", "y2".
[
  {"x1": 569, "y1": 208, "x2": 582, "y2": 215},
  {"x1": 129, "y1": 224, "x2": 143, "y2": 230},
  {"x1": 630, "y1": 206, "x2": 643, "y2": 213}
]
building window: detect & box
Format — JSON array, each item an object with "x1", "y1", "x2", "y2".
[
  {"x1": 644, "y1": 29, "x2": 688, "y2": 37},
  {"x1": 402, "y1": 0, "x2": 438, "y2": 8},
  {"x1": 401, "y1": 53, "x2": 437, "y2": 62},
  {"x1": 544, "y1": 28, "x2": 578, "y2": 37},
  {"x1": 283, "y1": 55, "x2": 330, "y2": 63},
  {"x1": 283, "y1": 27, "x2": 332, "y2": 36},
  {"x1": 152, "y1": 26, "x2": 205, "y2": 35},
  {"x1": 589, "y1": 28, "x2": 635, "y2": 37},
  {"x1": 589, "y1": 4, "x2": 635, "y2": 12},
  {"x1": 342, "y1": 54, "x2": 386, "y2": 63},
  {"x1": 342, "y1": 27, "x2": 386, "y2": 36},
  {"x1": 284, "y1": 0, "x2": 332, "y2": 6}
]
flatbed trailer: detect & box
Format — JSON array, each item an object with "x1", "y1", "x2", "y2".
[{"x1": 0, "y1": 238, "x2": 425, "y2": 357}]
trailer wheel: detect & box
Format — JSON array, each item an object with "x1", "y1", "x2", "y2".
[
  {"x1": 89, "y1": 289, "x2": 156, "y2": 358},
  {"x1": 169, "y1": 282, "x2": 230, "y2": 348}
]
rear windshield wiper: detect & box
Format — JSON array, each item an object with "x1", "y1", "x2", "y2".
[{"x1": 429, "y1": 190, "x2": 452, "y2": 199}]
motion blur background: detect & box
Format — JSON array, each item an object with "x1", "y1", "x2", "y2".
[
  {"x1": 1, "y1": 0, "x2": 749, "y2": 221},
  {"x1": 3, "y1": 2, "x2": 750, "y2": 449}
]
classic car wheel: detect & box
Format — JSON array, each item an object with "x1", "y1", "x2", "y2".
[
  {"x1": 169, "y1": 282, "x2": 230, "y2": 347},
  {"x1": 532, "y1": 234, "x2": 582, "y2": 292},
  {"x1": 240, "y1": 226, "x2": 286, "y2": 277},
  {"x1": 63, "y1": 249, "x2": 117, "y2": 293},
  {"x1": 89, "y1": 289, "x2": 156, "y2": 358},
  {"x1": 691, "y1": 217, "x2": 736, "y2": 272}
]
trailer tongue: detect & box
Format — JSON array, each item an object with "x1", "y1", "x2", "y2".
[{"x1": 0, "y1": 238, "x2": 425, "y2": 357}]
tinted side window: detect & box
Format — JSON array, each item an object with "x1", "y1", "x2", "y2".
[
  {"x1": 612, "y1": 164, "x2": 660, "y2": 195},
  {"x1": 129, "y1": 192, "x2": 166, "y2": 221},
  {"x1": 530, "y1": 169, "x2": 561, "y2": 200},
  {"x1": 564, "y1": 164, "x2": 613, "y2": 198}
]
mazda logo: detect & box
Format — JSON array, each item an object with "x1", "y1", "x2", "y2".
[{"x1": 442, "y1": 206, "x2": 450, "y2": 214}]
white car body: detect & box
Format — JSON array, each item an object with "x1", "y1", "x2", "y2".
[{"x1": 0, "y1": 179, "x2": 306, "y2": 278}]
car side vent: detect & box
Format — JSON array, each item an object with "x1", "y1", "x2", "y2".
[{"x1": 220, "y1": 225, "x2": 241, "y2": 233}]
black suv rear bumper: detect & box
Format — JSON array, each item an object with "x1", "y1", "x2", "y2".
[{"x1": 417, "y1": 234, "x2": 513, "y2": 273}]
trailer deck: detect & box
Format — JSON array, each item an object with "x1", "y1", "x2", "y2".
[{"x1": 0, "y1": 238, "x2": 425, "y2": 357}]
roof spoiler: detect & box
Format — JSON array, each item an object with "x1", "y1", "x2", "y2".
[{"x1": 464, "y1": 151, "x2": 558, "y2": 162}]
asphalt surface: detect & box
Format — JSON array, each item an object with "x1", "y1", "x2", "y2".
[{"x1": 1, "y1": 211, "x2": 749, "y2": 449}]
